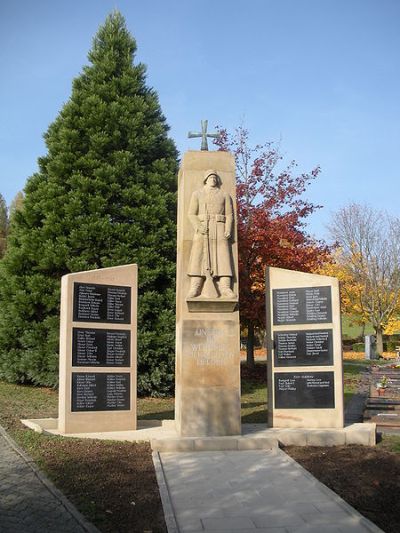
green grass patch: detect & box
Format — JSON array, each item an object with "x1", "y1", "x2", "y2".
[
  {"x1": 343, "y1": 361, "x2": 369, "y2": 375},
  {"x1": 137, "y1": 397, "x2": 174, "y2": 420},
  {"x1": 342, "y1": 315, "x2": 374, "y2": 339},
  {"x1": 377, "y1": 434, "x2": 400, "y2": 453},
  {"x1": 241, "y1": 361, "x2": 267, "y2": 423},
  {"x1": 343, "y1": 359, "x2": 368, "y2": 399},
  {"x1": 0, "y1": 381, "x2": 58, "y2": 435}
]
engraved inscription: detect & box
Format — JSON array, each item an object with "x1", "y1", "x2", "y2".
[
  {"x1": 305, "y1": 287, "x2": 331, "y2": 322},
  {"x1": 72, "y1": 328, "x2": 130, "y2": 367},
  {"x1": 71, "y1": 372, "x2": 130, "y2": 412},
  {"x1": 73, "y1": 283, "x2": 131, "y2": 324},
  {"x1": 274, "y1": 371, "x2": 334, "y2": 409},
  {"x1": 273, "y1": 286, "x2": 332, "y2": 325},
  {"x1": 274, "y1": 329, "x2": 333, "y2": 367},
  {"x1": 273, "y1": 289, "x2": 300, "y2": 324},
  {"x1": 183, "y1": 320, "x2": 236, "y2": 367},
  {"x1": 73, "y1": 373, "x2": 97, "y2": 410}
]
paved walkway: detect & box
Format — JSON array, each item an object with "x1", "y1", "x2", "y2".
[
  {"x1": 155, "y1": 449, "x2": 382, "y2": 533},
  {"x1": 0, "y1": 426, "x2": 98, "y2": 533}
]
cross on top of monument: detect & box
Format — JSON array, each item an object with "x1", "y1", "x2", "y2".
[{"x1": 188, "y1": 120, "x2": 220, "y2": 151}]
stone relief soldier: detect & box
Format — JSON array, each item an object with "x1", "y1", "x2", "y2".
[{"x1": 187, "y1": 169, "x2": 236, "y2": 299}]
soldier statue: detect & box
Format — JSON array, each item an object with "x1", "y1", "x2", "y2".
[{"x1": 187, "y1": 169, "x2": 235, "y2": 299}]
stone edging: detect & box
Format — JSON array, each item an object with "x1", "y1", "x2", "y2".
[
  {"x1": 152, "y1": 451, "x2": 180, "y2": 533},
  {"x1": 0, "y1": 423, "x2": 100, "y2": 533}
]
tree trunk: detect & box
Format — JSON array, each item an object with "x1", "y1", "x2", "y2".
[
  {"x1": 376, "y1": 326, "x2": 384, "y2": 356},
  {"x1": 246, "y1": 322, "x2": 255, "y2": 368}
]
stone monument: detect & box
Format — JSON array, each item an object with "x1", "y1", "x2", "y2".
[
  {"x1": 58, "y1": 264, "x2": 137, "y2": 434},
  {"x1": 266, "y1": 266, "x2": 344, "y2": 428},
  {"x1": 174, "y1": 122, "x2": 241, "y2": 437}
]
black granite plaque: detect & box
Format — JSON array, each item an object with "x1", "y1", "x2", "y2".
[
  {"x1": 72, "y1": 328, "x2": 130, "y2": 367},
  {"x1": 71, "y1": 372, "x2": 130, "y2": 412},
  {"x1": 274, "y1": 329, "x2": 333, "y2": 367},
  {"x1": 273, "y1": 286, "x2": 332, "y2": 325},
  {"x1": 73, "y1": 283, "x2": 131, "y2": 324},
  {"x1": 274, "y1": 371, "x2": 335, "y2": 409}
]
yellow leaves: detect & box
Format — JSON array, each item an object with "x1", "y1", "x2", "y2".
[
  {"x1": 384, "y1": 317, "x2": 400, "y2": 335},
  {"x1": 315, "y1": 248, "x2": 400, "y2": 331},
  {"x1": 315, "y1": 249, "x2": 369, "y2": 321}
]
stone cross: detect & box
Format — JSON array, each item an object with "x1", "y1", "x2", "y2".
[{"x1": 188, "y1": 120, "x2": 220, "y2": 151}]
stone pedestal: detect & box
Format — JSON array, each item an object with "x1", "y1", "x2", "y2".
[
  {"x1": 266, "y1": 267, "x2": 344, "y2": 429},
  {"x1": 58, "y1": 264, "x2": 137, "y2": 434},
  {"x1": 175, "y1": 151, "x2": 241, "y2": 437}
]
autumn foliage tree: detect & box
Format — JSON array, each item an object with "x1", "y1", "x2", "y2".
[
  {"x1": 215, "y1": 127, "x2": 330, "y2": 365},
  {"x1": 327, "y1": 204, "x2": 400, "y2": 354}
]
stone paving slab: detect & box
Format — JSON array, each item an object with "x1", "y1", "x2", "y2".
[
  {"x1": 156, "y1": 449, "x2": 383, "y2": 533},
  {"x1": 0, "y1": 425, "x2": 98, "y2": 533}
]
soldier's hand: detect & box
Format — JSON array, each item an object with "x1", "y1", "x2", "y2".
[
  {"x1": 224, "y1": 231, "x2": 231, "y2": 239},
  {"x1": 198, "y1": 223, "x2": 208, "y2": 234}
]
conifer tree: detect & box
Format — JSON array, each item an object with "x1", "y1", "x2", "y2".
[
  {"x1": 0, "y1": 12, "x2": 178, "y2": 393},
  {"x1": 0, "y1": 194, "x2": 7, "y2": 258}
]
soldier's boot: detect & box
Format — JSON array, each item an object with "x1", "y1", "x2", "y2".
[
  {"x1": 187, "y1": 276, "x2": 204, "y2": 298},
  {"x1": 219, "y1": 276, "x2": 235, "y2": 298}
]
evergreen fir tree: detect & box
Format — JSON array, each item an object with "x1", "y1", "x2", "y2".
[
  {"x1": 0, "y1": 194, "x2": 7, "y2": 258},
  {"x1": 0, "y1": 12, "x2": 178, "y2": 393}
]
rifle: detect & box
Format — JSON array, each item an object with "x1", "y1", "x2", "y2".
[{"x1": 202, "y1": 208, "x2": 218, "y2": 298}]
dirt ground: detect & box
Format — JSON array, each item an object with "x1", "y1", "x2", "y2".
[
  {"x1": 285, "y1": 444, "x2": 400, "y2": 533},
  {"x1": 35, "y1": 437, "x2": 167, "y2": 533}
]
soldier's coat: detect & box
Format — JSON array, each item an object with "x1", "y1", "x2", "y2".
[{"x1": 187, "y1": 186, "x2": 234, "y2": 278}]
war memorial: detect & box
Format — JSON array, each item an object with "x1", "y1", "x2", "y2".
[{"x1": 22, "y1": 122, "x2": 375, "y2": 449}]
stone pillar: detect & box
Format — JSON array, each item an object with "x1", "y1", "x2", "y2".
[
  {"x1": 365, "y1": 335, "x2": 377, "y2": 360},
  {"x1": 175, "y1": 151, "x2": 241, "y2": 437}
]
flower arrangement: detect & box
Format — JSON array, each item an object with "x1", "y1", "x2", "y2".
[{"x1": 376, "y1": 375, "x2": 388, "y2": 389}]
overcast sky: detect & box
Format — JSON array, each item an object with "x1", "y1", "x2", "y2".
[{"x1": 1, "y1": 0, "x2": 399, "y2": 240}]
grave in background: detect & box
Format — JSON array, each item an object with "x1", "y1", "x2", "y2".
[
  {"x1": 266, "y1": 267, "x2": 344, "y2": 428},
  {"x1": 58, "y1": 264, "x2": 137, "y2": 434},
  {"x1": 364, "y1": 365, "x2": 400, "y2": 433}
]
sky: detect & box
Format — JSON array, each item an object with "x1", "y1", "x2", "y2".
[{"x1": 1, "y1": 0, "x2": 399, "y2": 240}]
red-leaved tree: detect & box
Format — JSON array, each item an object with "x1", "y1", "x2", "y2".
[{"x1": 215, "y1": 126, "x2": 330, "y2": 366}]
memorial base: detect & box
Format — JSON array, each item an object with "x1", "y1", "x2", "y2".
[
  {"x1": 186, "y1": 297, "x2": 238, "y2": 313},
  {"x1": 20, "y1": 418, "x2": 376, "y2": 448}
]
